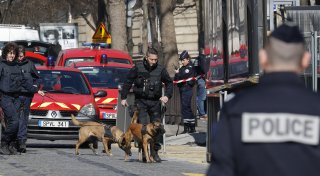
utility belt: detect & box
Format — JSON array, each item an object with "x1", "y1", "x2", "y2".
[{"x1": 133, "y1": 80, "x2": 162, "y2": 100}]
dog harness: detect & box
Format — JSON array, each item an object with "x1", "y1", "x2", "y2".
[{"x1": 104, "y1": 126, "x2": 113, "y2": 138}]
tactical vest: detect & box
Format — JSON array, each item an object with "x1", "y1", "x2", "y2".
[
  {"x1": 133, "y1": 63, "x2": 164, "y2": 100},
  {"x1": 0, "y1": 63, "x2": 24, "y2": 93}
]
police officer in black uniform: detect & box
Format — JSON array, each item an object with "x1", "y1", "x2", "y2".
[
  {"x1": 207, "y1": 24, "x2": 320, "y2": 176},
  {"x1": 174, "y1": 50, "x2": 196, "y2": 133},
  {"x1": 121, "y1": 47, "x2": 173, "y2": 162},
  {"x1": 17, "y1": 45, "x2": 40, "y2": 153},
  {"x1": 0, "y1": 42, "x2": 44, "y2": 155}
]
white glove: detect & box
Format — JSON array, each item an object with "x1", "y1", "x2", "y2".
[
  {"x1": 159, "y1": 96, "x2": 169, "y2": 104},
  {"x1": 38, "y1": 90, "x2": 45, "y2": 96},
  {"x1": 121, "y1": 99, "x2": 128, "y2": 107}
]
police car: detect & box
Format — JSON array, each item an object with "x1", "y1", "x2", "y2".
[
  {"x1": 70, "y1": 60, "x2": 132, "y2": 125},
  {"x1": 27, "y1": 59, "x2": 107, "y2": 141}
]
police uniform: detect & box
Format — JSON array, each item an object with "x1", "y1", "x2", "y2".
[
  {"x1": 174, "y1": 51, "x2": 196, "y2": 133},
  {"x1": 17, "y1": 58, "x2": 40, "y2": 152},
  {"x1": 0, "y1": 59, "x2": 38, "y2": 155},
  {"x1": 208, "y1": 24, "x2": 320, "y2": 176},
  {"x1": 121, "y1": 58, "x2": 173, "y2": 158}
]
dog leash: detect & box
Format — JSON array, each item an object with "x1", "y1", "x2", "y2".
[{"x1": 40, "y1": 92, "x2": 106, "y2": 126}]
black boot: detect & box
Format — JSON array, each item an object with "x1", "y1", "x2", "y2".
[
  {"x1": 181, "y1": 123, "x2": 189, "y2": 134},
  {"x1": 189, "y1": 124, "x2": 196, "y2": 133},
  {"x1": 18, "y1": 140, "x2": 27, "y2": 153},
  {"x1": 8, "y1": 141, "x2": 18, "y2": 155},
  {"x1": 152, "y1": 150, "x2": 162, "y2": 163},
  {"x1": 0, "y1": 141, "x2": 11, "y2": 155}
]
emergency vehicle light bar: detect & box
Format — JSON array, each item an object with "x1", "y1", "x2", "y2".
[
  {"x1": 47, "y1": 56, "x2": 55, "y2": 67},
  {"x1": 82, "y1": 42, "x2": 110, "y2": 49}
]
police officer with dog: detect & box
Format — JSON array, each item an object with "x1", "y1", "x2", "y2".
[
  {"x1": 121, "y1": 47, "x2": 173, "y2": 162},
  {"x1": 207, "y1": 24, "x2": 320, "y2": 176},
  {"x1": 0, "y1": 42, "x2": 44, "y2": 155}
]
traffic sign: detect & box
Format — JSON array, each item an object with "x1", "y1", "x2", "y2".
[{"x1": 92, "y1": 22, "x2": 111, "y2": 44}]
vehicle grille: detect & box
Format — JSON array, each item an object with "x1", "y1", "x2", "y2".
[
  {"x1": 30, "y1": 110, "x2": 48, "y2": 116},
  {"x1": 100, "y1": 119, "x2": 116, "y2": 126},
  {"x1": 30, "y1": 110, "x2": 78, "y2": 117},
  {"x1": 59, "y1": 110, "x2": 78, "y2": 117}
]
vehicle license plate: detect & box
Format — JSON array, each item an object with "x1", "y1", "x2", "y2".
[
  {"x1": 38, "y1": 120, "x2": 69, "y2": 128},
  {"x1": 102, "y1": 113, "x2": 116, "y2": 119}
]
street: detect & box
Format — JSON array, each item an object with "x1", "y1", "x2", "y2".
[{"x1": 0, "y1": 139, "x2": 208, "y2": 176}]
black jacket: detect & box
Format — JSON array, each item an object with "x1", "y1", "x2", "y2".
[
  {"x1": 18, "y1": 59, "x2": 40, "y2": 93},
  {"x1": 208, "y1": 72, "x2": 320, "y2": 176},
  {"x1": 121, "y1": 60, "x2": 173, "y2": 100},
  {"x1": 0, "y1": 60, "x2": 38, "y2": 94}
]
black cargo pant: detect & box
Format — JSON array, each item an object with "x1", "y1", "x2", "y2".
[
  {"x1": 1, "y1": 94, "x2": 21, "y2": 143},
  {"x1": 135, "y1": 98, "x2": 162, "y2": 151},
  {"x1": 18, "y1": 94, "x2": 33, "y2": 142}
]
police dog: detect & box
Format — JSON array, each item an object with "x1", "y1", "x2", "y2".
[
  {"x1": 122, "y1": 112, "x2": 166, "y2": 163},
  {"x1": 71, "y1": 115, "x2": 131, "y2": 157}
]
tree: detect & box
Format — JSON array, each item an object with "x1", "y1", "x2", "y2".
[
  {"x1": 106, "y1": 0, "x2": 128, "y2": 51},
  {"x1": 156, "y1": 0, "x2": 179, "y2": 77}
]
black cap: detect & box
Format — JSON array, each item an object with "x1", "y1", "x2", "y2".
[
  {"x1": 270, "y1": 23, "x2": 304, "y2": 43},
  {"x1": 179, "y1": 50, "x2": 189, "y2": 60}
]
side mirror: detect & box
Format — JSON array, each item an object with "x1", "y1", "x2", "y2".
[{"x1": 94, "y1": 90, "x2": 107, "y2": 97}]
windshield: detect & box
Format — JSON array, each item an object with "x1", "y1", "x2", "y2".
[
  {"x1": 65, "y1": 57, "x2": 94, "y2": 66},
  {"x1": 37, "y1": 70, "x2": 90, "y2": 95},
  {"x1": 77, "y1": 66, "x2": 130, "y2": 89}
]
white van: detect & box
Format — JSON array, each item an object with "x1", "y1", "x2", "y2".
[{"x1": 0, "y1": 24, "x2": 40, "y2": 41}]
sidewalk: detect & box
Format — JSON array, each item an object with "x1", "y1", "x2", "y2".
[{"x1": 160, "y1": 119, "x2": 209, "y2": 165}]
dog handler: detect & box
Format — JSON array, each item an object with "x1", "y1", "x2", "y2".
[
  {"x1": 207, "y1": 24, "x2": 320, "y2": 176},
  {"x1": 121, "y1": 47, "x2": 173, "y2": 162}
]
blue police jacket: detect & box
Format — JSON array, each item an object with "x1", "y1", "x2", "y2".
[
  {"x1": 0, "y1": 60, "x2": 38, "y2": 94},
  {"x1": 18, "y1": 59, "x2": 40, "y2": 93},
  {"x1": 208, "y1": 72, "x2": 320, "y2": 176}
]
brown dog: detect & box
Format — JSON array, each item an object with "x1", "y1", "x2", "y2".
[
  {"x1": 71, "y1": 115, "x2": 131, "y2": 157},
  {"x1": 122, "y1": 112, "x2": 166, "y2": 163}
]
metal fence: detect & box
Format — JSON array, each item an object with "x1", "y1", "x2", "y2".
[{"x1": 303, "y1": 31, "x2": 320, "y2": 92}]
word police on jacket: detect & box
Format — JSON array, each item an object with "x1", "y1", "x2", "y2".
[{"x1": 242, "y1": 113, "x2": 319, "y2": 145}]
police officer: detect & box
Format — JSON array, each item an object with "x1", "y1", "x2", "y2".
[
  {"x1": 120, "y1": 47, "x2": 173, "y2": 162},
  {"x1": 0, "y1": 42, "x2": 44, "y2": 155},
  {"x1": 16, "y1": 45, "x2": 40, "y2": 153},
  {"x1": 207, "y1": 24, "x2": 320, "y2": 176},
  {"x1": 174, "y1": 50, "x2": 196, "y2": 133}
]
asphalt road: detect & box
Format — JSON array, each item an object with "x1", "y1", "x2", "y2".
[{"x1": 0, "y1": 139, "x2": 208, "y2": 176}]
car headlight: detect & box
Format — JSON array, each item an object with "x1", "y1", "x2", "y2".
[{"x1": 78, "y1": 103, "x2": 96, "y2": 117}]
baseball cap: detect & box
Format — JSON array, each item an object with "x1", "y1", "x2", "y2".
[{"x1": 270, "y1": 23, "x2": 304, "y2": 43}]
